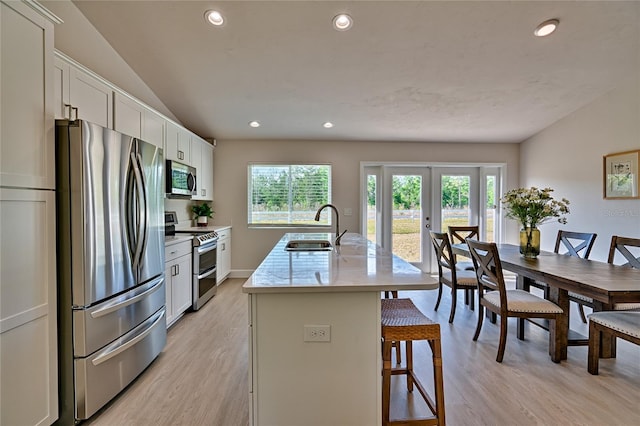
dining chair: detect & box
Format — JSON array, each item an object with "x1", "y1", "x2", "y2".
[
  {"x1": 607, "y1": 236, "x2": 640, "y2": 312},
  {"x1": 466, "y1": 239, "x2": 564, "y2": 363},
  {"x1": 557, "y1": 231, "x2": 598, "y2": 323},
  {"x1": 524, "y1": 230, "x2": 597, "y2": 323},
  {"x1": 430, "y1": 231, "x2": 478, "y2": 323},
  {"x1": 447, "y1": 225, "x2": 479, "y2": 271}
]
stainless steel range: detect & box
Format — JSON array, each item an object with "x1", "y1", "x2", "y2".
[{"x1": 165, "y1": 211, "x2": 218, "y2": 310}]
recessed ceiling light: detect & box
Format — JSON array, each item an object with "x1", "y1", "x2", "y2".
[
  {"x1": 249, "y1": 121, "x2": 260, "y2": 128},
  {"x1": 534, "y1": 19, "x2": 559, "y2": 37},
  {"x1": 205, "y1": 10, "x2": 224, "y2": 26},
  {"x1": 332, "y1": 14, "x2": 353, "y2": 31},
  {"x1": 323, "y1": 122, "x2": 334, "y2": 129}
]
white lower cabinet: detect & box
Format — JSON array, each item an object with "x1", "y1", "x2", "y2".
[
  {"x1": 164, "y1": 240, "x2": 193, "y2": 327},
  {"x1": 0, "y1": 188, "x2": 58, "y2": 426},
  {"x1": 217, "y1": 227, "x2": 232, "y2": 284}
]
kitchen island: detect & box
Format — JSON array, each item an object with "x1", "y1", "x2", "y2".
[{"x1": 243, "y1": 233, "x2": 437, "y2": 426}]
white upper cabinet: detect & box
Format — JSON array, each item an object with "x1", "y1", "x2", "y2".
[
  {"x1": 54, "y1": 54, "x2": 113, "y2": 129},
  {"x1": 191, "y1": 136, "x2": 213, "y2": 201},
  {"x1": 1, "y1": 0, "x2": 55, "y2": 189},
  {"x1": 114, "y1": 91, "x2": 143, "y2": 138},
  {"x1": 165, "y1": 121, "x2": 192, "y2": 164},
  {"x1": 143, "y1": 108, "x2": 166, "y2": 149},
  {"x1": 114, "y1": 91, "x2": 165, "y2": 149}
]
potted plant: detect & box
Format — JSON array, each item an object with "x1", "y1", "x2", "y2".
[
  {"x1": 501, "y1": 187, "x2": 570, "y2": 258},
  {"x1": 191, "y1": 202, "x2": 214, "y2": 227}
]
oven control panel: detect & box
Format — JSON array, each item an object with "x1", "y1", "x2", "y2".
[{"x1": 193, "y1": 232, "x2": 218, "y2": 246}]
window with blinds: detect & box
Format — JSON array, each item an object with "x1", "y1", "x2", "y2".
[{"x1": 248, "y1": 164, "x2": 332, "y2": 226}]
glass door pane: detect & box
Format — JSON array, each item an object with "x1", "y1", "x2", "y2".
[
  {"x1": 440, "y1": 175, "x2": 471, "y2": 231},
  {"x1": 485, "y1": 175, "x2": 497, "y2": 242},
  {"x1": 366, "y1": 174, "x2": 377, "y2": 243},
  {"x1": 391, "y1": 173, "x2": 422, "y2": 263}
]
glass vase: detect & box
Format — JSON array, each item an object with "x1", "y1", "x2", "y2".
[{"x1": 519, "y1": 227, "x2": 540, "y2": 258}]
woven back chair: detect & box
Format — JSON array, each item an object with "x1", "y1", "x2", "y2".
[
  {"x1": 466, "y1": 239, "x2": 564, "y2": 363},
  {"x1": 430, "y1": 231, "x2": 477, "y2": 323}
]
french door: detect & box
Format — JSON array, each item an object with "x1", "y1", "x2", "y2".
[
  {"x1": 362, "y1": 164, "x2": 502, "y2": 273},
  {"x1": 364, "y1": 166, "x2": 431, "y2": 271}
]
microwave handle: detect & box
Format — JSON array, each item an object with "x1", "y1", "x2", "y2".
[{"x1": 188, "y1": 172, "x2": 196, "y2": 192}]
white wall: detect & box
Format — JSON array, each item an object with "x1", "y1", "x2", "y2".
[
  {"x1": 212, "y1": 139, "x2": 519, "y2": 272},
  {"x1": 520, "y1": 77, "x2": 640, "y2": 262}
]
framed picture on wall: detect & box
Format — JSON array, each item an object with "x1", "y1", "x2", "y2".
[{"x1": 603, "y1": 149, "x2": 640, "y2": 199}]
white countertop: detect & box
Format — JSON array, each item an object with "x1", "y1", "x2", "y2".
[
  {"x1": 242, "y1": 233, "x2": 437, "y2": 294},
  {"x1": 174, "y1": 224, "x2": 231, "y2": 233},
  {"x1": 165, "y1": 224, "x2": 231, "y2": 247},
  {"x1": 164, "y1": 234, "x2": 194, "y2": 247}
]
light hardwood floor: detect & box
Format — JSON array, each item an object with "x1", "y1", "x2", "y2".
[{"x1": 85, "y1": 278, "x2": 639, "y2": 426}]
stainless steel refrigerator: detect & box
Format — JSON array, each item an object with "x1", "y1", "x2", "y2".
[{"x1": 55, "y1": 120, "x2": 166, "y2": 424}]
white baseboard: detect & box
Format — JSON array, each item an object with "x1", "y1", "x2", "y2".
[{"x1": 229, "y1": 269, "x2": 253, "y2": 279}]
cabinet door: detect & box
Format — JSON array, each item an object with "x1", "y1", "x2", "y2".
[
  {"x1": 0, "y1": 1, "x2": 55, "y2": 189},
  {"x1": 164, "y1": 263, "x2": 174, "y2": 326},
  {"x1": 53, "y1": 56, "x2": 70, "y2": 120},
  {"x1": 69, "y1": 65, "x2": 113, "y2": 128},
  {"x1": 114, "y1": 92, "x2": 143, "y2": 138},
  {"x1": 165, "y1": 121, "x2": 191, "y2": 163},
  {"x1": 192, "y1": 137, "x2": 213, "y2": 201},
  {"x1": 173, "y1": 254, "x2": 193, "y2": 316},
  {"x1": 1, "y1": 188, "x2": 57, "y2": 425},
  {"x1": 217, "y1": 232, "x2": 231, "y2": 284},
  {"x1": 142, "y1": 107, "x2": 165, "y2": 149}
]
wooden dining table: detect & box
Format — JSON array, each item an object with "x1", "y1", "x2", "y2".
[{"x1": 452, "y1": 243, "x2": 640, "y2": 362}]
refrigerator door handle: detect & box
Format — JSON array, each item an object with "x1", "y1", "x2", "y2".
[
  {"x1": 130, "y1": 151, "x2": 145, "y2": 268},
  {"x1": 89, "y1": 276, "x2": 164, "y2": 318},
  {"x1": 135, "y1": 150, "x2": 149, "y2": 267},
  {"x1": 90, "y1": 308, "x2": 165, "y2": 366}
]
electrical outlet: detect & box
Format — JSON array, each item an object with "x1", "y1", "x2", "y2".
[{"x1": 304, "y1": 325, "x2": 331, "y2": 342}]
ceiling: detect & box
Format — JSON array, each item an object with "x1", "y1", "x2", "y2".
[{"x1": 70, "y1": 0, "x2": 639, "y2": 143}]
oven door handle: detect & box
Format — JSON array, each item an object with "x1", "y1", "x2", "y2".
[
  {"x1": 198, "y1": 266, "x2": 217, "y2": 280},
  {"x1": 196, "y1": 243, "x2": 217, "y2": 254}
]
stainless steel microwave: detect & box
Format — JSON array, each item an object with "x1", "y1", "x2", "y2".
[{"x1": 166, "y1": 160, "x2": 196, "y2": 197}]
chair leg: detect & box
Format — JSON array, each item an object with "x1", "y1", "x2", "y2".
[
  {"x1": 382, "y1": 339, "x2": 392, "y2": 424},
  {"x1": 577, "y1": 303, "x2": 588, "y2": 324},
  {"x1": 473, "y1": 305, "x2": 484, "y2": 341},
  {"x1": 406, "y1": 341, "x2": 414, "y2": 392},
  {"x1": 394, "y1": 341, "x2": 401, "y2": 365},
  {"x1": 448, "y1": 288, "x2": 457, "y2": 323},
  {"x1": 434, "y1": 282, "x2": 443, "y2": 311},
  {"x1": 496, "y1": 314, "x2": 508, "y2": 363},
  {"x1": 469, "y1": 290, "x2": 475, "y2": 311},
  {"x1": 588, "y1": 321, "x2": 600, "y2": 375},
  {"x1": 464, "y1": 289, "x2": 470, "y2": 306},
  {"x1": 429, "y1": 339, "x2": 446, "y2": 426}
]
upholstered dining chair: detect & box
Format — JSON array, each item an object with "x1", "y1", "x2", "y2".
[
  {"x1": 606, "y1": 236, "x2": 640, "y2": 312},
  {"x1": 447, "y1": 225, "x2": 479, "y2": 271},
  {"x1": 466, "y1": 239, "x2": 564, "y2": 363},
  {"x1": 430, "y1": 231, "x2": 478, "y2": 323},
  {"x1": 557, "y1": 231, "x2": 598, "y2": 323},
  {"x1": 524, "y1": 230, "x2": 597, "y2": 322}
]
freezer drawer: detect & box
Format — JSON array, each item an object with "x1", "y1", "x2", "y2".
[
  {"x1": 73, "y1": 276, "x2": 165, "y2": 357},
  {"x1": 74, "y1": 307, "x2": 166, "y2": 420}
]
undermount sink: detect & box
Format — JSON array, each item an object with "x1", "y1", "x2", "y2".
[{"x1": 285, "y1": 239, "x2": 333, "y2": 251}]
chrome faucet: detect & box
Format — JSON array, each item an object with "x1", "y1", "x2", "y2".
[{"x1": 314, "y1": 203, "x2": 347, "y2": 245}]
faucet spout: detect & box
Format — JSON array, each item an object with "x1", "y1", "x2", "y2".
[{"x1": 314, "y1": 203, "x2": 344, "y2": 245}]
